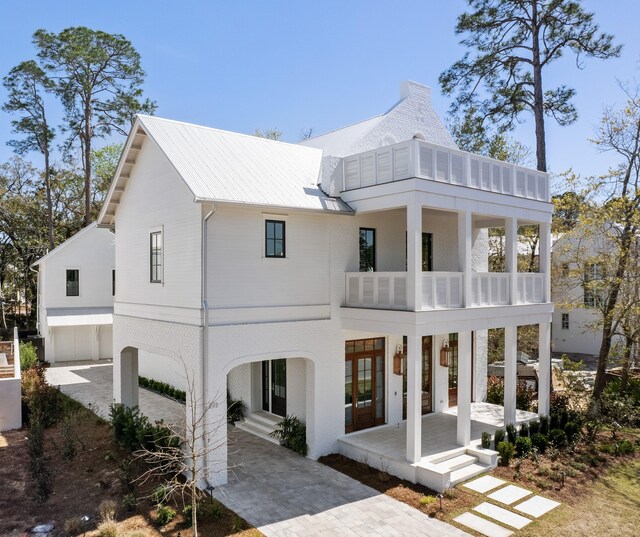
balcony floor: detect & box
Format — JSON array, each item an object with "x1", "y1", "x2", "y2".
[{"x1": 338, "y1": 402, "x2": 537, "y2": 464}]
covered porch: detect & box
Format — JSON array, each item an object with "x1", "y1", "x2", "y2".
[{"x1": 338, "y1": 402, "x2": 537, "y2": 492}]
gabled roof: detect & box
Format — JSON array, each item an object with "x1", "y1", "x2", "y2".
[
  {"x1": 31, "y1": 223, "x2": 104, "y2": 267},
  {"x1": 98, "y1": 115, "x2": 352, "y2": 227}
]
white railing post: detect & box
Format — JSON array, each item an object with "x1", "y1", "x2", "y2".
[
  {"x1": 458, "y1": 211, "x2": 472, "y2": 307},
  {"x1": 540, "y1": 221, "x2": 551, "y2": 303},
  {"x1": 506, "y1": 217, "x2": 518, "y2": 304},
  {"x1": 13, "y1": 326, "x2": 20, "y2": 379},
  {"x1": 407, "y1": 199, "x2": 422, "y2": 311}
]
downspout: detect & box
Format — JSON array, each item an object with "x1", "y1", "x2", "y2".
[
  {"x1": 201, "y1": 203, "x2": 215, "y2": 486},
  {"x1": 29, "y1": 265, "x2": 40, "y2": 334}
]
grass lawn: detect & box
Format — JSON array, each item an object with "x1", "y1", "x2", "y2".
[{"x1": 517, "y1": 459, "x2": 640, "y2": 536}]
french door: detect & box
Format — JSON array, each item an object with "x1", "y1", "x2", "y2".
[
  {"x1": 345, "y1": 338, "x2": 385, "y2": 433},
  {"x1": 402, "y1": 336, "x2": 433, "y2": 419},
  {"x1": 447, "y1": 333, "x2": 474, "y2": 407},
  {"x1": 261, "y1": 359, "x2": 287, "y2": 417}
]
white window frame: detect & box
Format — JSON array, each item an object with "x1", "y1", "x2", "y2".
[
  {"x1": 149, "y1": 226, "x2": 164, "y2": 284},
  {"x1": 65, "y1": 267, "x2": 80, "y2": 297},
  {"x1": 561, "y1": 313, "x2": 569, "y2": 330}
]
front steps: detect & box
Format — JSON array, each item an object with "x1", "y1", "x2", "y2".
[
  {"x1": 417, "y1": 446, "x2": 497, "y2": 492},
  {"x1": 235, "y1": 411, "x2": 283, "y2": 445}
]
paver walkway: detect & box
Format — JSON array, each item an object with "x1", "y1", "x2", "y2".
[
  {"x1": 45, "y1": 360, "x2": 184, "y2": 425},
  {"x1": 47, "y1": 361, "x2": 471, "y2": 536},
  {"x1": 216, "y1": 428, "x2": 470, "y2": 537}
]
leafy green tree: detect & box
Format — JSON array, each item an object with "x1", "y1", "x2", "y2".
[
  {"x1": 2, "y1": 60, "x2": 56, "y2": 249},
  {"x1": 440, "y1": 0, "x2": 621, "y2": 172},
  {"x1": 90, "y1": 143, "x2": 122, "y2": 219},
  {"x1": 33, "y1": 27, "x2": 156, "y2": 226},
  {"x1": 253, "y1": 128, "x2": 283, "y2": 141}
]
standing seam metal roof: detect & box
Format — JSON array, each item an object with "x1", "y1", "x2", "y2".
[{"x1": 137, "y1": 115, "x2": 352, "y2": 213}]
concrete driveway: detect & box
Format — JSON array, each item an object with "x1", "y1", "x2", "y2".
[
  {"x1": 45, "y1": 360, "x2": 184, "y2": 425},
  {"x1": 47, "y1": 360, "x2": 469, "y2": 537}
]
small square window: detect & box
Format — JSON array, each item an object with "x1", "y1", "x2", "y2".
[
  {"x1": 150, "y1": 231, "x2": 163, "y2": 283},
  {"x1": 265, "y1": 220, "x2": 285, "y2": 258},
  {"x1": 561, "y1": 313, "x2": 569, "y2": 330},
  {"x1": 66, "y1": 269, "x2": 79, "y2": 296}
]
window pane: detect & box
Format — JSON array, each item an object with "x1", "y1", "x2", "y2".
[
  {"x1": 66, "y1": 269, "x2": 79, "y2": 296},
  {"x1": 359, "y1": 228, "x2": 375, "y2": 271}
]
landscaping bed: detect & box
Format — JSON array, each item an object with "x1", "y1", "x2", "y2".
[{"x1": 0, "y1": 388, "x2": 261, "y2": 537}]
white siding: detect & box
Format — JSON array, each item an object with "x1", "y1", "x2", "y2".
[
  {"x1": 115, "y1": 138, "x2": 202, "y2": 312},
  {"x1": 41, "y1": 226, "x2": 114, "y2": 310},
  {"x1": 138, "y1": 350, "x2": 187, "y2": 391},
  {"x1": 207, "y1": 205, "x2": 331, "y2": 310}
]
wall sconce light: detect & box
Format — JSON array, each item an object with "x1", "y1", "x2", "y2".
[
  {"x1": 393, "y1": 344, "x2": 404, "y2": 375},
  {"x1": 440, "y1": 340, "x2": 453, "y2": 367}
]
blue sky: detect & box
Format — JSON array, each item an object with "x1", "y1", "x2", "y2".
[{"x1": 1, "y1": 0, "x2": 638, "y2": 186}]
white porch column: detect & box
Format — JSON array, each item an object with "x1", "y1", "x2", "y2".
[
  {"x1": 538, "y1": 322, "x2": 551, "y2": 416},
  {"x1": 458, "y1": 211, "x2": 472, "y2": 306},
  {"x1": 407, "y1": 201, "x2": 422, "y2": 310},
  {"x1": 505, "y1": 217, "x2": 517, "y2": 304},
  {"x1": 457, "y1": 331, "x2": 472, "y2": 446},
  {"x1": 504, "y1": 325, "x2": 517, "y2": 426},
  {"x1": 114, "y1": 347, "x2": 138, "y2": 408},
  {"x1": 539, "y1": 221, "x2": 551, "y2": 302},
  {"x1": 406, "y1": 335, "x2": 422, "y2": 463}
]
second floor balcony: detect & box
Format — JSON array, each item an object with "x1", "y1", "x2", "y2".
[{"x1": 345, "y1": 271, "x2": 545, "y2": 311}]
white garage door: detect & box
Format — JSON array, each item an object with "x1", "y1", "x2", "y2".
[{"x1": 53, "y1": 326, "x2": 95, "y2": 361}]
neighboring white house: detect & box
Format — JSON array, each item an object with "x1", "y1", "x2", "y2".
[
  {"x1": 97, "y1": 81, "x2": 553, "y2": 491},
  {"x1": 32, "y1": 223, "x2": 115, "y2": 363}
]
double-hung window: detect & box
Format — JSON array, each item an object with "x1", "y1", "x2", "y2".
[
  {"x1": 584, "y1": 262, "x2": 604, "y2": 308},
  {"x1": 265, "y1": 220, "x2": 286, "y2": 258},
  {"x1": 66, "y1": 269, "x2": 79, "y2": 296},
  {"x1": 150, "y1": 231, "x2": 163, "y2": 283}
]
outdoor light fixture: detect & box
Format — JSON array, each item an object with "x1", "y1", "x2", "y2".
[
  {"x1": 393, "y1": 344, "x2": 404, "y2": 375},
  {"x1": 440, "y1": 340, "x2": 453, "y2": 367}
]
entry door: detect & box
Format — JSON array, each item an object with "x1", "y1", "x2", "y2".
[
  {"x1": 345, "y1": 338, "x2": 385, "y2": 433},
  {"x1": 271, "y1": 359, "x2": 287, "y2": 417},
  {"x1": 261, "y1": 359, "x2": 287, "y2": 417}
]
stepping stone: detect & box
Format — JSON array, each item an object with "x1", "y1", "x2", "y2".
[
  {"x1": 463, "y1": 475, "x2": 507, "y2": 493},
  {"x1": 454, "y1": 512, "x2": 513, "y2": 537},
  {"x1": 488, "y1": 484, "x2": 533, "y2": 505},
  {"x1": 474, "y1": 502, "x2": 532, "y2": 529},
  {"x1": 515, "y1": 495, "x2": 561, "y2": 518}
]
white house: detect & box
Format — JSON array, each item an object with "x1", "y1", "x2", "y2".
[
  {"x1": 32, "y1": 223, "x2": 115, "y2": 363},
  {"x1": 97, "y1": 81, "x2": 553, "y2": 492}
]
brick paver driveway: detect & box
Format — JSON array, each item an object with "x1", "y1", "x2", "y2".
[{"x1": 216, "y1": 428, "x2": 470, "y2": 537}]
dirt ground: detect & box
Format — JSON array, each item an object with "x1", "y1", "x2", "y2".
[
  {"x1": 321, "y1": 427, "x2": 640, "y2": 535},
  {"x1": 0, "y1": 401, "x2": 261, "y2": 537}
]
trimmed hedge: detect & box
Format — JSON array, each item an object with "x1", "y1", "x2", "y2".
[{"x1": 138, "y1": 376, "x2": 186, "y2": 402}]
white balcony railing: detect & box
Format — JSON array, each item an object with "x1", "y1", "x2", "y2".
[
  {"x1": 422, "y1": 272, "x2": 463, "y2": 309},
  {"x1": 340, "y1": 139, "x2": 549, "y2": 202},
  {"x1": 345, "y1": 271, "x2": 545, "y2": 310},
  {"x1": 345, "y1": 272, "x2": 407, "y2": 309},
  {"x1": 516, "y1": 273, "x2": 545, "y2": 304},
  {"x1": 471, "y1": 273, "x2": 510, "y2": 306}
]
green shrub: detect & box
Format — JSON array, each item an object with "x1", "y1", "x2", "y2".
[
  {"x1": 419, "y1": 495, "x2": 437, "y2": 505},
  {"x1": 497, "y1": 441, "x2": 515, "y2": 466},
  {"x1": 506, "y1": 423, "x2": 517, "y2": 444},
  {"x1": 494, "y1": 429, "x2": 505, "y2": 450},
  {"x1": 515, "y1": 436, "x2": 532, "y2": 457},
  {"x1": 61, "y1": 410, "x2": 78, "y2": 460},
  {"x1": 96, "y1": 520, "x2": 118, "y2": 537},
  {"x1": 269, "y1": 415, "x2": 308, "y2": 456},
  {"x1": 481, "y1": 431, "x2": 492, "y2": 449},
  {"x1": 227, "y1": 390, "x2": 247, "y2": 423},
  {"x1": 531, "y1": 432, "x2": 548, "y2": 454},
  {"x1": 109, "y1": 404, "x2": 151, "y2": 451},
  {"x1": 540, "y1": 415, "x2": 550, "y2": 435},
  {"x1": 549, "y1": 428, "x2": 568, "y2": 448},
  {"x1": 529, "y1": 420, "x2": 540, "y2": 435},
  {"x1": 20, "y1": 342, "x2": 39, "y2": 370},
  {"x1": 550, "y1": 413, "x2": 559, "y2": 430},
  {"x1": 486, "y1": 376, "x2": 504, "y2": 405},
  {"x1": 565, "y1": 421, "x2": 580, "y2": 443},
  {"x1": 519, "y1": 422, "x2": 530, "y2": 437},
  {"x1": 138, "y1": 376, "x2": 186, "y2": 402},
  {"x1": 151, "y1": 484, "x2": 172, "y2": 505},
  {"x1": 122, "y1": 493, "x2": 137, "y2": 512},
  {"x1": 615, "y1": 439, "x2": 635, "y2": 456},
  {"x1": 21, "y1": 366, "x2": 62, "y2": 427},
  {"x1": 27, "y1": 410, "x2": 53, "y2": 502},
  {"x1": 156, "y1": 505, "x2": 176, "y2": 526}
]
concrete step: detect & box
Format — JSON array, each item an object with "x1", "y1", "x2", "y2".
[
  {"x1": 235, "y1": 420, "x2": 282, "y2": 445},
  {"x1": 427, "y1": 447, "x2": 468, "y2": 465},
  {"x1": 450, "y1": 462, "x2": 491, "y2": 486},
  {"x1": 250, "y1": 410, "x2": 283, "y2": 429},
  {"x1": 434, "y1": 454, "x2": 478, "y2": 472}
]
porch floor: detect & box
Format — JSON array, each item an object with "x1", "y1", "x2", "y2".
[{"x1": 339, "y1": 402, "x2": 538, "y2": 464}]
